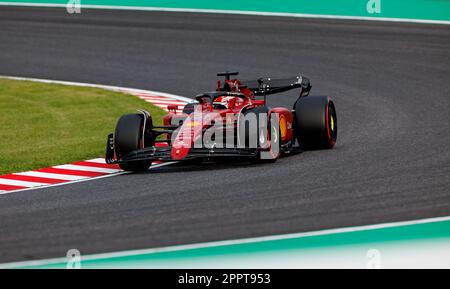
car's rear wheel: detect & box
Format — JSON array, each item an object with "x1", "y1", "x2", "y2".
[
  {"x1": 114, "y1": 113, "x2": 153, "y2": 172},
  {"x1": 294, "y1": 96, "x2": 337, "y2": 150}
]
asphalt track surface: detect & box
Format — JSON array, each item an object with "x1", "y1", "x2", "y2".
[{"x1": 0, "y1": 7, "x2": 450, "y2": 263}]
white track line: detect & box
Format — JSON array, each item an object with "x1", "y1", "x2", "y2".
[
  {"x1": 53, "y1": 164, "x2": 121, "y2": 174},
  {"x1": 83, "y1": 158, "x2": 109, "y2": 164},
  {"x1": 0, "y1": 178, "x2": 49, "y2": 187},
  {"x1": 0, "y1": 76, "x2": 194, "y2": 103},
  {"x1": 140, "y1": 97, "x2": 185, "y2": 102},
  {"x1": 0, "y1": 162, "x2": 176, "y2": 196},
  {"x1": 0, "y1": 3, "x2": 449, "y2": 25},
  {"x1": 1, "y1": 215, "x2": 449, "y2": 269},
  {"x1": 139, "y1": 96, "x2": 187, "y2": 102},
  {"x1": 144, "y1": 100, "x2": 187, "y2": 106},
  {"x1": 152, "y1": 104, "x2": 179, "y2": 109},
  {"x1": 15, "y1": 171, "x2": 88, "y2": 181}
]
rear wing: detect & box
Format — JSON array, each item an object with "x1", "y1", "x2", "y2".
[{"x1": 241, "y1": 76, "x2": 311, "y2": 97}]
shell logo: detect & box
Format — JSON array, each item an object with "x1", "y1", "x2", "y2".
[
  {"x1": 279, "y1": 116, "x2": 287, "y2": 140},
  {"x1": 185, "y1": 121, "x2": 200, "y2": 127}
]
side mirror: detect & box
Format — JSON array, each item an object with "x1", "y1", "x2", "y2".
[{"x1": 167, "y1": 105, "x2": 178, "y2": 112}]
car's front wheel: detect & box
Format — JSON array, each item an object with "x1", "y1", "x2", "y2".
[{"x1": 114, "y1": 113, "x2": 153, "y2": 172}]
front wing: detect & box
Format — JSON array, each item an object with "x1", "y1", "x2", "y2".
[{"x1": 105, "y1": 134, "x2": 259, "y2": 165}]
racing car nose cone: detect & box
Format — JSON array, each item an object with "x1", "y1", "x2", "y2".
[{"x1": 171, "y1": 145, "x2": 190, "y2": 160}]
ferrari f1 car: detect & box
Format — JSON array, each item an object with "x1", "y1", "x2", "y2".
[{"x1": 105, "y1": 72, "x2": 337, "y2": 171}]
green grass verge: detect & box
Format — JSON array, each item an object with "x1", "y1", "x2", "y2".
[{"x1": 0, "y1": 78, "x2": 165, "y2": 174}]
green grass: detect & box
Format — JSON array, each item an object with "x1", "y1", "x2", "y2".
[{"x1": 0, "y1": 78, "x2": 165, "y2": 174}]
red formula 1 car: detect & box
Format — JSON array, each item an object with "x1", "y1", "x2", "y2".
[{"x1": 106, "y1": 72, "x2": 337, "y2": 171}]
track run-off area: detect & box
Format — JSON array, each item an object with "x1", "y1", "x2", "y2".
[
  {"x1": 0, "y1": 76, "x2": 190, "y2": 194},
  {"x1": 0, "y1": 6, "x2": 449, "y2": 267}
]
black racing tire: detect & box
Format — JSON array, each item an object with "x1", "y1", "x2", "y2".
[
  {"x1": 294, "y1": 96, "x2": 337, "y2": 150},
  {"x1": 118, "y1": 161, "x2": 152, "y2": 172},
  {"x1": 114, "y1": 114, "x2": 152, "y2": 172}
]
